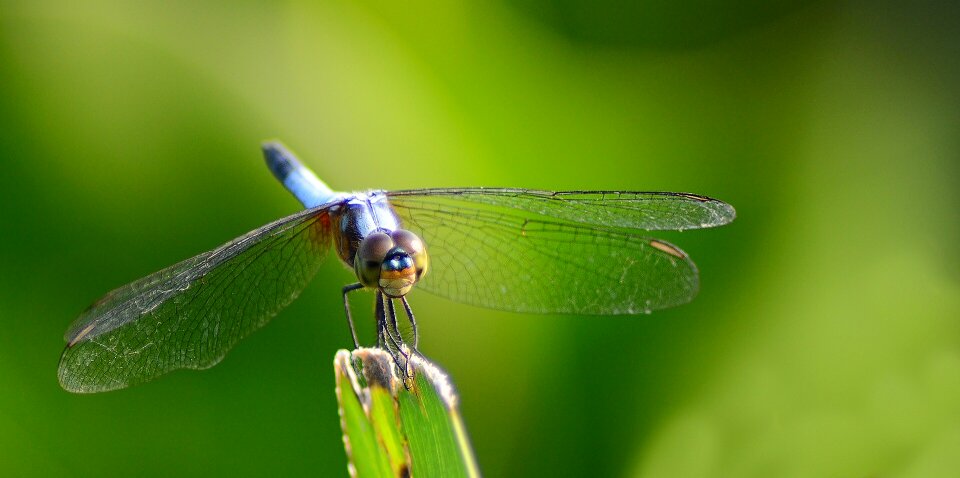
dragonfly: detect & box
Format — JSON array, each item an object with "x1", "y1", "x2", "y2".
[{"x1": 58, "y1": 142, "x2": 736, "y2": 393}]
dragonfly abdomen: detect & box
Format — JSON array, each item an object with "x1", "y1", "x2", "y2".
[{"x1": 262, "y1": 141, "x2": 338, "y2": 208}]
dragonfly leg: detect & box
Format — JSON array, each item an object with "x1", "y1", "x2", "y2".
[
  {"x1": 376, "y1": 291, "x2": 391, "y2": 350},
  {"x1": 386, "y1": 298, "x2": 404, "y2": 347},
  {"x1": 377, "y1": 294, "x2": 404, "y2": 354},
  {"x1": 400, "y1": 296, "x2": 419, "y2": 351},
  {"x1": 376, "y1": 292, "x2": 397, "y2": 351},
  {"x1": 342, "y1": 283, "x2": 364, "y2": 349},
  {"x1": 387, "y1": 298, "x2": 410, "y2": 379},
  {"x1": 376, "y1": 291, "x2": 410, "y2": 381},
  {"x1": 374, "y1": 292, "x2": 386, "y2": 349}
]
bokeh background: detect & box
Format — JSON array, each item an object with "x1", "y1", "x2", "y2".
[{"x1": 2, "y1": 0, "x2": 959, "y2": 476}]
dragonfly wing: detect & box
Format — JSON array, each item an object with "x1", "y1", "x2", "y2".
[
  {"x1": 59, "y1": 206, "x2": 332, "y2": 393},
  {"x1": 387, "y1": 188, "x2": 735, "y2": 231},
  {"x1": 387, "y1": 190, "x2": 711, "y2": 315}
]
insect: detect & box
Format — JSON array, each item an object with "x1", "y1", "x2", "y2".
[{"x1": 58, "y1": 142, "x2": 736, "y2": 392}]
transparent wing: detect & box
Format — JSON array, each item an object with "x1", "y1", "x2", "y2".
[
  {"x1": 58, "y1": 207, "x2": 332, "y2": 393},
  {"x1": 387, "y1": 189, "x2": 733, "y2": 315},
  {"x1": 387, "y1": 188, "x2": 735, "y2": 231}
]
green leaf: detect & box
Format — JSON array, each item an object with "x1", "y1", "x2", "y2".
[
  {"x1": 334, "y1": 350, "x2": 397, "y2": 477},
  {"x1": 334, "y1": 348, "x2": 480, "y2": 478}
]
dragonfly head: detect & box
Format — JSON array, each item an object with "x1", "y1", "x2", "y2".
[{"x1": 355, "y1": 229, "x2": 429, "y2": 297}]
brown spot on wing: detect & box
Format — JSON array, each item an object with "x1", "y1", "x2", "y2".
[
  {"x1": 649, "y1": 239, "x2": 686, "y2": 258},
  {"x1": 310, "y1": 210, "x2": 332, "y2": 246},
  {"x1": 68, "y1": 322, "x2": 97, "y2": 347},
  {"x1": 679, "y1": 193, "x2": 710, "y2": 202}
]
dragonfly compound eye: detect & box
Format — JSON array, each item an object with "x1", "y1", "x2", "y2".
[
  {"x1": 390, "y1": 229, "x2": 429, "y2": 279},
  {"x1": 354, "y1": 232, "x2": 393, "y2": 288}
]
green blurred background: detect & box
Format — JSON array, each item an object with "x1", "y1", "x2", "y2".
[{"x1": 2, "y1": 0, "x2": 958, "y2": 476}]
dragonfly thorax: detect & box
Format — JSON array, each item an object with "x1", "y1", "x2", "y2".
[{"x1": 354, "y1": 229, "x2": 429, "y2": 297}]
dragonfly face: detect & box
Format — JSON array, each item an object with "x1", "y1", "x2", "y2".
[
  {"x1": 353, "y1": 229, "x2": 429, "y2": 297},
  {"x1": 57, "y1": 141, "x2": 736, "y2": 393}
]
